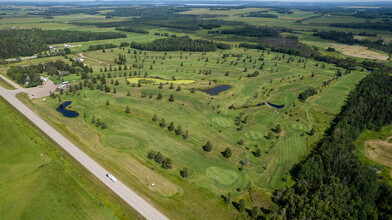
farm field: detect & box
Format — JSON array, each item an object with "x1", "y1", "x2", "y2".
[
  {"x1": 1, "y1": 3, "x2": 391, "y2": 219},
  {"x1": 0, "y1": 97, "x2": 140, "y2": 219}
]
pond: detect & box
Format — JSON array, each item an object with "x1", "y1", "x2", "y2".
[
  {"x1": 267, "y1": 102, "x2": 285, "y2": 109},
  {"x1": 56, "y1": 101, "x2": 79, "y2": 118},
  {"x1": 202, "y1": 85, "x2": 231, "y2": 95}
]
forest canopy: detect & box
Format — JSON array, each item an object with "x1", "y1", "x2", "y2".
[
  {"x1": 0, "y1": 29, "x2": 126, "y2": 59},
  {"x1": 130, "y1": 36, "x2": 230, "y2": 52}
]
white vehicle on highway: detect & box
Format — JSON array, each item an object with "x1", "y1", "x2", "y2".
[{"x1": 106, "y1": 173, "x2": 117, "y2": 183}]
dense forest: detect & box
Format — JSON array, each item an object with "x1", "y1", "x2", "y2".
[
  {"x1": 130, "y1": 36, "x2": 230, "y2": 52},
  {"x1": 115, "y1": 27, "x2": 149, "y2": 34},
  {"x1": 0, "y1": 29, "x2": 126, "y2": 59},
  {"x1": 85, "y1": 43, "x2": 117, "y2": 52},
  {"x1": 274, "y1": 70, "x2": 392, "y2": 219},
  {"x1": 220, "y1": 25, "x2": 285, "y2": 38},
  {"x1": 330, "y1": 21, "x2": 392, "y2": 32},
  {"x1": 240, "y1": 12, "x2": 278, "y2": 18}
]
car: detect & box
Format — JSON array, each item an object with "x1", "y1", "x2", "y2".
[
  {"x1": 106, "y1": 173, "x2": 117, "y2": 183},
  {"x1": 54, "y1": 82, "x2": 57, "y2": 85}
]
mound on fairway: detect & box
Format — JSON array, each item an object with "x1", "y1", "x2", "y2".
[
  {"x1": 206, "y1": 166, "x2": 241, "y2": 188},
  {"x1": 127, "y1": 77, "x2": 195, "y2": 85},
  {"x1": 288, "y1": 121, "x2": 308, "y2": 132},
  {"x1": 243, "y1": 131, "x2": 264, "y2": 140}
]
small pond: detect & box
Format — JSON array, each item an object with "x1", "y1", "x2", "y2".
[
  {"x1": 56, "y1": 101, "x2": 79, "y2": 118},
  {"x1": 202, "y1": 85, "x2": 231, "y2": 95},
  {"x1": 267, "y1": 102, "x2": 285, "y2": 109}
]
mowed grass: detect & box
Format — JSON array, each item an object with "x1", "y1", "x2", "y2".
[
  {"x1": 1, "y1": 8, "x2": 377, "y2": 217},
  {"x1": 23, "y1": 41, "x2": 370, "y2": 219},
  {"x1": 0, "y1": 97, "x2": 140, "y2": 219}
]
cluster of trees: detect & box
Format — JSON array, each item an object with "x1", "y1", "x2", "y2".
[
  {"x1": 314, "y1": 31, "x2": 357, "y2": 45},
  {"x1": 298, "y1": 87, "x2": 317, "y2": 102},
  {"x1": 147, "y1": 151, "x2": 172, "y2": 169},
  {"x1": 152, "y1": 114, "x2": 189, "y2": 139},
  {"x1": 91, "y1": 115, "x2": 107, "y2": 129},
  {"x1": 0, "y1": 29, "x2": 126, "y2": 59},
  {"x1": 115, "y1": 27, "x2": 149, "y2": 34},
  {"x1": 220, "y1": 25, "x2": 285, "y2": 38},
  {"x1": 247, "y1": 71, "x2": 260, "y2": 77},
  {"x1": 130, "y1": 36, "x2": 230, "y2": 52},
  {"x1": 274, "y1": 70, "x2": 392, "y2": 219},
  {"x1": 85, "y1": 43, "x2": 117, "y2": 52},
  {"x1": 329, "y1": 21, "x2": 392, "y2": 32},
  {"x1": 240, "y1": 12, "x2": 278, "y2": 18},
  {"x1": 7, "y1": 60, "x2": 89, "y2": 86}
]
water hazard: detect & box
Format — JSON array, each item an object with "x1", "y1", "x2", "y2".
[
  {"x1": 56, "y1": 101, "x2": 79, "y2": 118},
  {"x1": 202, "y1": 85, "x2": 231, "y2": 95}
]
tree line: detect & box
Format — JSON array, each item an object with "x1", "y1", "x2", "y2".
[
  {"x1": 274, "y1": 70, "x2": 392, "y2": 219},
  {"x1": 0, "y1": 29, "x2": 126, "y2": 59},
  {"x1": 130, "y1": 36, "x2": 230, "y2": 52}
]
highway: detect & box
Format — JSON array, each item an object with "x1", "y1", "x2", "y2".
[{"x1": 0, "y1": 86, "x2": 169, "y2": 220}]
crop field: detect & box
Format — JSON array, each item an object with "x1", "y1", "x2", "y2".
[
  {"x1": 0, "y1": 97, "x2": 140, "y2": 219},
  {"x1": 1, "y1": 4, "x2": 391, "y2": 219}
]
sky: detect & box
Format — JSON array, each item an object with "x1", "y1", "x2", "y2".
[{"x1": 1, "y1": 0, "x2": 392, "y2": 2}]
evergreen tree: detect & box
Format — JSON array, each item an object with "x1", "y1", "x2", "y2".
[
  {"x1": 147, "y1": 150, "x2": 156, "y2": 160},
  {"x1": 125, "y1": 106, "x2": 130, "y2": 114},
  {"x1": 160, "y1": 118, "x2": 166, "y2": 128},
  {"x1": 91, "y1": 115, "x2": 96, "y2": 124},
  {"x1": 226, "y1": 193, "x2": 232, "y2": 205},
  {"x1": 169, "y1": 95, "x2": 174, "y2": 102},
  {"x1": 176, "y1": 86, "x2": 181, "y2": 91},
  {"x1": 161, "y1": 157, "x2": 172, "y2": 169},
  {"x1": 222, "y1": 147, "x2": 232, "y2": 158},
  {"x1": 106, "y1": 99, "x2": 110, "y2": 105},
  {"x1": 157, "y1": 93, "x2": 162, "y2": 100},
  {"x1": 180, "y1": 168, "x2": 188, "y2": 178},
  {"x1": 274, "y1": 124, "x2": 281, "y2": 133},
  {"x1": 154, "y1": 152, "x2": 163, "y2": 164},
  {"x1": 238, "y1": 199, "x2": 245, "y2": 213},
  {"x1": 152, "y1": 114, "x2": 158, "y2": 122},
  {"x1": 175, "y1": 125, "x2": 182, "y2": 135},
  {"x1": 203, "y1": 141, "x2": 212, "y2": 152},
  {"x1": 168, "y1": 122, "x2": 175, "y2": 131},
  {"x1": 254, "y1": 148, "x2": 261, "y2": 157}
]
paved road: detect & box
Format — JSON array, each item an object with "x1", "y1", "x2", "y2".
[{"x1": 0, "y1": 86, "x2": 168, "y2": 220}]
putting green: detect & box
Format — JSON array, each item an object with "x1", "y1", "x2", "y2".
[
  {"x1": 244, "y1": 131, "x2": 264, "y2": 140},
  {"x1": 211, "y1": 117, "x2": 232, "y2": 128},
  {"x1": 288, "y1": 122, "x2": 307, "y2": 132},
  {"x1": 127, "y1": 77, "x2": 195, "y2": 85},
  {"x1": 206, "y1": 166, "x2": 240, "y2": 187}
]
